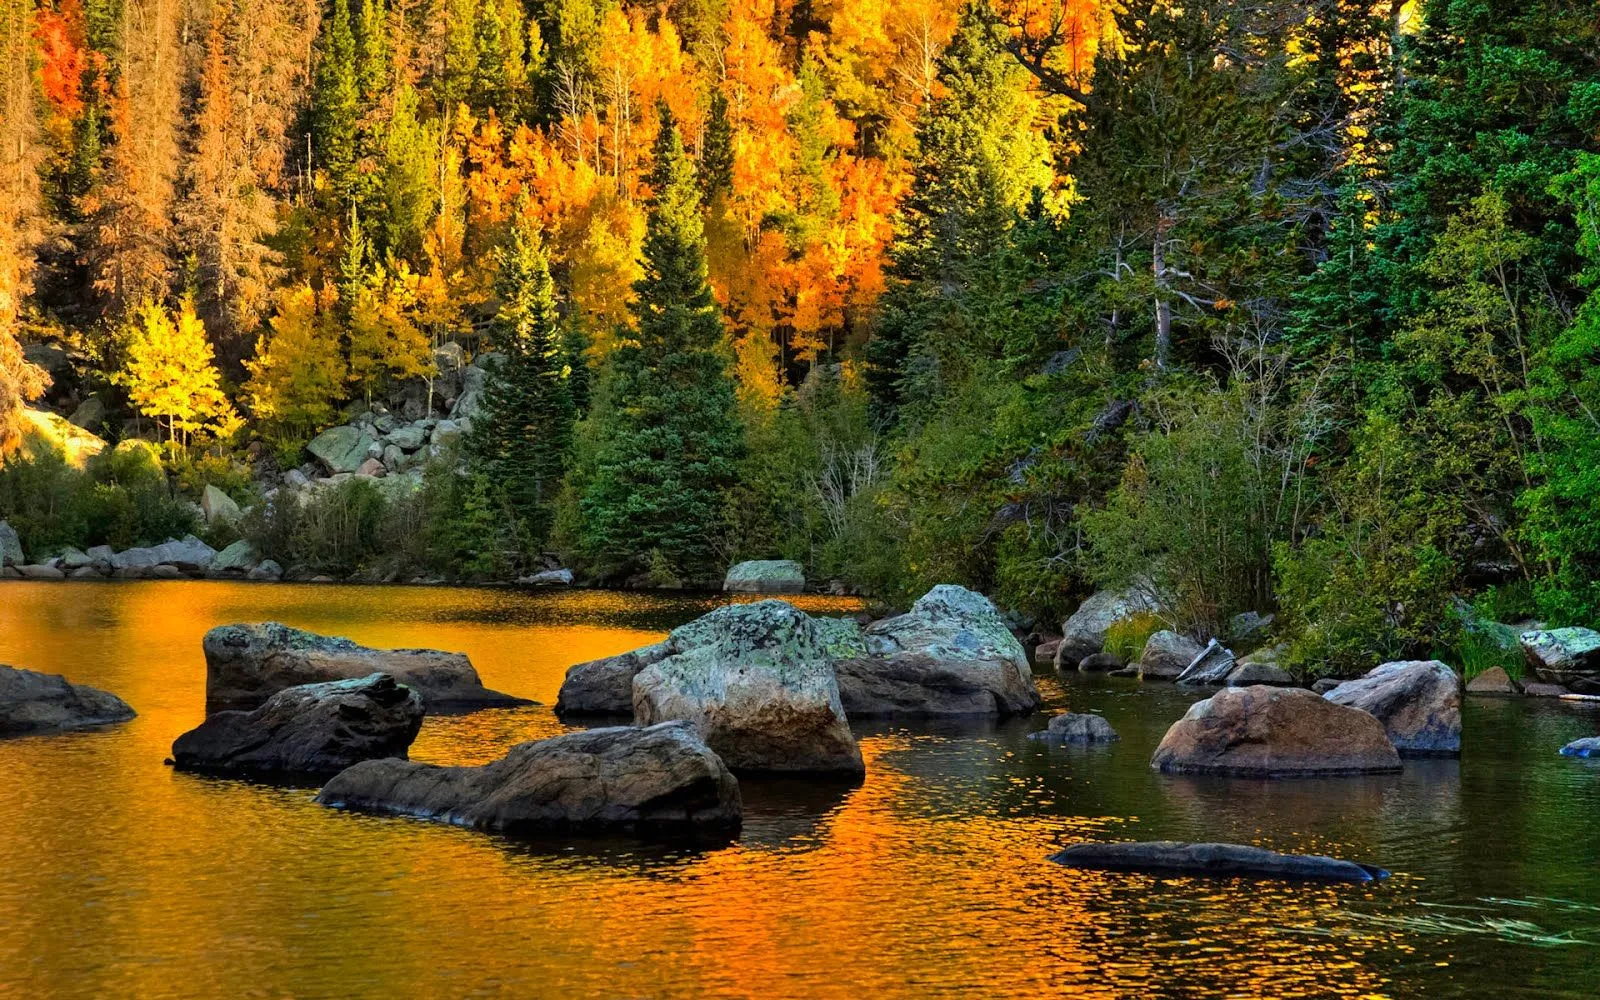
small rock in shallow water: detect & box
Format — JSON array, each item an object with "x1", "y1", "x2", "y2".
[
  {"x1": 1077, "y1": 651, "x2": 1124, "y2": 673},
  {"x1": 1523, "y1": 682, "x2": 1570, "y2": 698},
  {"x1": 0, "y1": 664, "x2": 135, "y2": 735},
  {"x1": 1466, "y1": 666, "x2": 1522, "y2": 696},
  {"x1": 1049, "y1": 841, "x2": 1388, "y2": 882},
  {"x1": 1029, "y1": 713, "x2": 1119, "y2": 744},
  {"x1": 1151, "y1": 686, "x2": 1401, "y2": 777},
  {"x1": 1559, "y1": 737, "x2": 1600, "y2": 758}
]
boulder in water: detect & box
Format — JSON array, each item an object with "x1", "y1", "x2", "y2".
[
  {"x1": 1049, "y1": 841, "x2": 1388, "y2": 882},
  {"x1": 1324, "y1": 660, "x2": 1462, "y2": 757},
  {"x1": 1029, "y1": 712, "x2": 1119, "y2": 744},
  {"x1": 1076, "y1": 651, "x2": 1124, "y2": 672},
  {"x1": 0, "y1": 664, "x2": 135, "y2": 735},
  {"x1": 316, "y1": 721, "x2": 742, "y2": 835},
  {"x1": 1559, "y1": 737, "x2": 1600, "y2": 758},
  {"x1": 633, "y1": 600, "x2": 863, "y2": 774},
  {"x1": 203, "y1": 622, "x2": 527, "y2": 712},
  {"x1": 518, "y1": 568, "x2": 574, "y2": 587},
  {"x1": 835, "y1": 585, "x2": 1040, "y2": 717},
  {"x1": 1151, "y1": 686, "x2": 1401, "y2": 777},
  {"x1": 0, "y1": 521, "x2": 22, "y2": 567},
  {"x1": 1139, "y1": 630, "x2": 1204, "y2": 681},
  {"x1": 556, "y1": 641, "x2": 674, "y2": 715},
  {"x1": 1466, "y1": 667, "x2": 1522, "y2": 696},
  {"x1": 171, "y1": 673, "x2": 423, "y2": 777},
  {"x1": 722, "y1": 559, "x2": 806, "y2": 594}
]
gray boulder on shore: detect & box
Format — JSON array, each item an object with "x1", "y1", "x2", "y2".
[
  {"x1": 1150, "y1": 685, "x2": 1402, "y2": 777},
  {"x1": 1324, "y1": 660, "x2": 1462, "y2": 757},
  {"x1": 1520, "y1": 628, "x2": 1600, "y2": 694},
  {"x1": 722, "y1": 559, "x2": 806, "y2": 594},
  {"x1": 171, "y1": 673, "x2": 423, "y2": 777},
  {"x1": 1058, "y1": 589, "x2": 1156, "y2": 665},
  {"x1": 0, "y1": 663, "x2": 136, "y2": 735},
  {"x1": 1139, "y1": 630, "x2": 1204, "y2": 681},
  {"x1": 316, "y1": 720, "x2": 742, "y2": 835},
  {"x1": 1050, "y1": 841, "x2": 1388, "y2": 882},
  {"x1": 203, "y1": 622, "x2": 527, "y2": 712},
  {"x1": 0, "y1": 520, "x2": 23, "y2": 567},
  {"x1": 632, "y1": 600, "x2": 863, "y2": 774}
]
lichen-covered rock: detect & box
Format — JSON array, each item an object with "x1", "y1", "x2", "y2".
[
  {"x1": 1520, "y1": 628, "x2": 1600, "y2": 693},
  {"x1": 1139, "y1": 630, "x2": 1204, "y2": 681},
  {"x1": 210, "y1": 540, "x2": 257, "y2": 574},
  {"x1": 200, "y1": 485, "x2": 241, "y2": 525},
  {"x1": 722, "y1": 559, "x2": 806, "y2": 594},
  {"x1": 835, "y1": 585, "x2": 1039, "y2": 717},
  {"x1": 556, "y1": 641, "x2": 674, "y2": 715},
  {"x1": 0, "y1": 520, "x2": 23, "y2": 567},
  {"x1": 316, "y1": 721, "x2": 742, "y2": 835},
  {"x1": 171, "y1": 673, "x2": 423, "y2": 777},
  {"x1": 1028, "y1": 712, "x2": 1119, "y2": 744},
  {"x1": 203, "y1": 622, "x2": 527, "y2": 712},
  {"x1": 1059, "y1": 590, "x2": 1157, "y2": 664},
  {"x1": 1150, "y1": 686, "x2": 1401, "y2": 777},
  {"x1": 0, "y1": 664, "x2": 135, "y2": 735},
  {"x1": 1324, "y1": 660, "x2": 1462, "y2": 757},
  {"x1": 307, "y1": 425, "x2": 377, "y2": 475},
  {"x1": 633, "y1": 601, "x2": 862, "y2": 774}
]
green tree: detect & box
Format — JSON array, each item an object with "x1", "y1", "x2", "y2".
[
  {"x1": 578, "y1": 102, "x2": 742, "y2": 583},
  {"x1": 312, "y1": 0, "x2": 361, "y2": 203},
  {"x1": 468, "y1": 215, "x2": 575, "y2": 547}
]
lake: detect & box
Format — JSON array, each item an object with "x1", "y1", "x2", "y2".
[{"x1": 2, "y1": 580, "x2": 1599, "y2": 998}]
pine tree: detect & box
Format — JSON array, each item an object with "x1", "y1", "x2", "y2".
[
  {"x1": 579, "y1": 102, "x2": 742, "y2": 582},
  {"x1": 356, "y1": 0, "x2": 390, "y2": 105},
  {"x1": 468, "y1": 214, "x2": 575, "y2": 546},
  {"x1": 313, "y1": 0, "x2": 361, "y2": 203},
  {"x1": 865, "y1": 1, "x2": 1050, "y2": 421},
  {"x1": 699, "y1": 90, "x2": 734, "y2": 199}
]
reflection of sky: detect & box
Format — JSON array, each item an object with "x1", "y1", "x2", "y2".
[{"x1": 1, "y1": 580, "x2": 1599, "y2": 997}]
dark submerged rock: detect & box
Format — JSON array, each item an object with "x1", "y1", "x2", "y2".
[
  {"x1": 1049, "y1": 841, "x2": 1388, "y2": 882},
  {"x1": 1324, "y1": 660, "x2": 1462, "y2": 757},
  {"x1": 1150, "y1": 686, "x2": 1401, "y2": 777},
  {"x1": 0, "y1": 664, "x2": 136, "y2": 735},
  {"x1": 203, "y1": 622, "x2": 527, "y2": 712},
  {"x1": 1029, "y1": 712, "x2": 1119, "y2": 744},
  {"x1": 316, "y1": 721, "x2": 742, "y2": 835},
  {"x1": 1076, "y1": 651, "x2": 1124, "y2": 673},
  {"x1": 170, "y1": 673, "x2": 424, "y2": 777}
]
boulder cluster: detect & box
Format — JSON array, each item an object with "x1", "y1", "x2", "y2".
[{"x1": 0, "y1": 521, "x2": 280, "y2": 582}]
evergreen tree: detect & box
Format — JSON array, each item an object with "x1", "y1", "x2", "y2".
[
  {"x1": 578, "y1": 102, "x2": 742, "y2": 582},
  {"x1": 356, "y1": 0, "x2": 390, "y2": 106},
  {"x1": 468, "y1": 215, "x2": 575, "y2": 546},
  {"x1": 699, "y1": 91, "x2": 734, "y2": 199},
  {"x1": 865, "y1": 1, "x2": 1050, "y2": 421},
  {"x1": 313, "y1": 0, "x2": 361, "y2": 203}
]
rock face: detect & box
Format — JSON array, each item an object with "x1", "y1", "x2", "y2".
[
  {"x1": 1029, "y1": 713, "x2": 1119, "y2": 744},
  {"x1": 722, "y1": 559, "x2": 806, "y2": 594},
  {"x1": 171, "y1": 674, "x2": 424, "y2": 777},
  {"x1": 307, "y1": 426, "x2": 378, "y2": 475},
  {"x1": 203, "y1": 622, "x2": 527, "y2": 712},
  {"x1": 633, "y1": 601, "x2": 863, "y2": 774},
  {"x1": 0, "y1": 521, "x2": 22, "y2": 566},
  {"x1": 1467, "y1": 667, "x2": 1522, "y2": 696},
  {"x1": 1139, "y1": 631, "x2": 1204, "y2": 680},
  {"x1": 0, "y1": 664, "x2": 136, "y2": 735},
  {"x1": 1032, "y1": 638, "x2": 1061, "y2": 666},
  {"x1": 1559, "y1": 737, "x2": 1600, "y2": 758},
  {"x1": 316, "y1": 721, "x2": 742, "y2": 835},
  {"x1": 556, "y1": 641, "x2": 674, "y2": 715},
  {"x1": 835, "y1": 585, "x2": 1040, "y2": 717},
  {"x1": 1150, "y1": 686, "x2": 1402, "y2": 777},
  {"x1": 1049, "y1": 841, "x2": 1388, "y2": 882},
  {"x1": 1520, "y1": 628, "x2": 1600, "y2": 693},
  {"x1": 200, "y1": 485, "x2": 242, "y2": 525},
  {"x1": 1059, "y1": 590, "x2": 1155, "y2": 664},
  {"x1": 1324, "y1": 660, "x2": 1462, "y2": 757}
]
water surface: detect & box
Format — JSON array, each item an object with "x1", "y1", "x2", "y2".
[{"x1": 3, "y1": 581, "x2": 1600, "y2": 998}]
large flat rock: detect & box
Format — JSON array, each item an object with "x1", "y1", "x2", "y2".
[
  {"x1": 316, "y1": 721, "x2": 742, "y2": 836},
  {"x1": 171, "y1": 673, "x2": 424, "y2": 777},
  {"x1": 0, "y1": 664, "x2": 135, "y2": 735},
  {"x1": 203, "y1": 622, "x2": 528, "y2": 712},
  {"x1": 1151, "y1": 685, "x2": 1401, "y2": 777}
]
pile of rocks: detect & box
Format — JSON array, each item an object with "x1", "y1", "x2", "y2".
[{"x1": 0, "y1": 524, "x2": 284, "y2": 582}]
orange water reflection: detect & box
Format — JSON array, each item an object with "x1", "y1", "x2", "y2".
[{"x1": 1, "y1": 581, "x2": 1595, "y2": 998}]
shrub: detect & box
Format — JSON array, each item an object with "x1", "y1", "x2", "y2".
[{"x1": 1103, "y1": 612, "x2": 1165, "y2": 663}]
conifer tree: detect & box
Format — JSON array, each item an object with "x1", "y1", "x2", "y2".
[
  {"x1": 699, "y1": 91, "x2": 734, "y2": 200},
  {"x1": 468, "y1": 214, "x2": 575, "y2": 545},
  {"x1": 313, "y1": 0, "x2": 361, "y2": 203},
  {"x1": 356, "y1": 0, "x2": 390, "y2": 105},
  {"x1": 579, "y1": 102, "x2": 742, "y2": 582}
]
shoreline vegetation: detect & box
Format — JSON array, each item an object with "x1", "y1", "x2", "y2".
[{"x1": 3, "y1": 0, "x2": 1599, "y2": 691}]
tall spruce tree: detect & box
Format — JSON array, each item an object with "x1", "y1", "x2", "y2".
[
  {"x1": 865, "y1": 1, "x2": 1050, "y2": 423},
  {"x1": 699, "y1": 91, "x2": 734, "y2": 199},
  {"x1": 578, "y1": 102, "x2": 742, "y2": 583},
  {"x1": 312, "y1": 0, "x2": 361, "y2": 203},
  {"x1": 468, "y1": 214, "x2": 575, "y2": 547}
]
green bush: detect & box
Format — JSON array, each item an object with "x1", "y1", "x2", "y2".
[
  {"x1": 0, "y1": 442, "x2": 199, "y2": 556},
  {"x1": 1103, "y1": 612, "x2": 1165, "y2": 663}
]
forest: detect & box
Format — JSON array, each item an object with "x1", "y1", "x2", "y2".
[{"x1": 2, "y1": 0, "x2": 1599, "y2": 676}]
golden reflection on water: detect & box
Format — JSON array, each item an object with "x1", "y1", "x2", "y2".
[{"x1": 1, "y1": 581, "x2": 1597, "y2": 998}]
